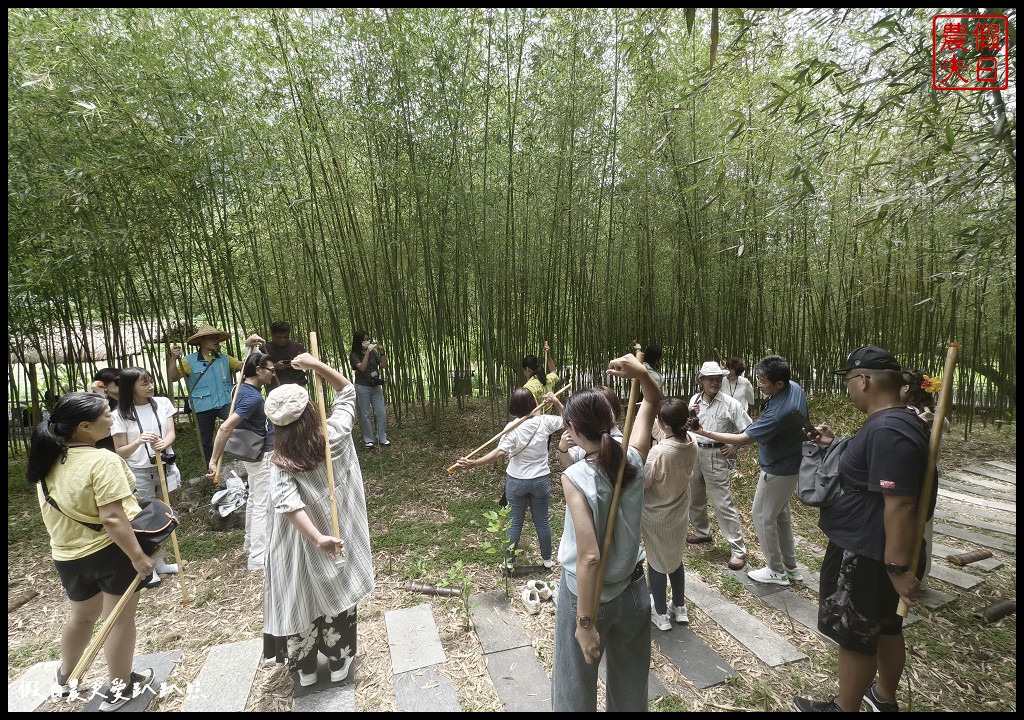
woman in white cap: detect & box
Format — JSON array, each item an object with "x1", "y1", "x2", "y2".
[{"x1": 260, "y1": 353, "x2": 374, "y2": 687}]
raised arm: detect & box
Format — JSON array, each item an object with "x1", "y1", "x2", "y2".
[
  {"x1": 544, "y1": 340, "x2": 557, "y2": 375},
  {"x1": 290, "y1": 352, "x2": 350, "y2": 391},
  {"x1": 606, "y1": 353, "x2": 661, "y2": 463}
]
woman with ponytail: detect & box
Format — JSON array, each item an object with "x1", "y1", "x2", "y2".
[
  {"x1": 551, "y1": 353, "x2": 661, "y2": 712},
  {"x1": 643, "y1": 398, "x2": 698, "y2": 631},
  {"x1": 27, "y1": 393, "x2": 155, "y2": 709}
]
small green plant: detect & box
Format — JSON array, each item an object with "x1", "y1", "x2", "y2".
[
  {"x1": 444, "y1": 560, "x2": 475, "y2": 630},
  {"x1": 480, "y1": 505, "x2": 522, "y2": 599}
]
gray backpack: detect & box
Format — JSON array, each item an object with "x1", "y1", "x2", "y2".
[{"x1": 797, "y1": 436, "x2": 851, "y2": 507}]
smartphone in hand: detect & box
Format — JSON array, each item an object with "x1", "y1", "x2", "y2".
[{"x1": 790, "y1": 410, "x2": 821, "y2": 439}]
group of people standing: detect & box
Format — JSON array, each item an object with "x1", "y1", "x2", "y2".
[
  {"x1": 453, "y1": 342, "x2": 934, "y2": 714},
  {"x1": 32, "y1": 321, "x2": 386, "y2": 704}
]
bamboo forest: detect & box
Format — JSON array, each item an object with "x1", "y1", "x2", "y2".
[{"x1": 7, "y1": 8, "x2": 1017, "y2": 430}]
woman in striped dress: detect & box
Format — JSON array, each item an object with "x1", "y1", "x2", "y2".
[
  {"x1": 643, "y1": 398, "x2": 698, "y2": 631},
  {"x1": 261, "y1": 353, "x2": 374, "y2": 687}
]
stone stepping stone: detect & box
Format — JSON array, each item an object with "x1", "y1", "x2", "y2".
[
  {"x1": 386, "y1": 603, "x2": 462, "y2": 712},
  {"x1": 927, "y1": 562, "x2": 983, "y2": 590},
  {"x1": 686, "y1": 574, "x2": 807, "y2": 667},
  {"x1": 651, "y1": 625, "x2": 737, "y2": 689},
  {"x1": 385, "y1": 603, "x2": 447, "y2": 673},
  {"x1": 934, "y1": 500, "x2": 1016, "y2": 530},
  {"x1": 987, "y1": 461, "x2": 1017, "y2": 473},
  {"x1": 940, "y1": 477, "x2": 1016, "y2": 503},
  {"x1": 964, "y1": 465, "x2": 1017, "y2": 485},
  {"x1": 8, "y1": 659, "x2": 62, "y2": 712},
  {"x1": 394, "y1": 665, "x2": 462, "y2": 713},
  {"x1": 945, "y1": 470, "x2": 1017, "y2": 496},
  {"x1": 183, "y1": 638, "x2": 260, "y2": 712},
  {"x1": 78, "y1": 651, "x2": 185, "y2": 712},
  {"x1": 471, "y1": 590, "x2": 550, "y2": 712},
  {"x1": 290, "y1": 655, "x2": 357, "y2": 710},
  {"x1": 937, "y1": 488, "x2": 1015, "y2": 513},
  {"x1": 918, "y1": 586, "x2": 956, "y2": 608},
  {"x1": 930, "y1": 541, "x2": 1003, "y2": 571},
  {"x1": 934, "y1": 522, "x2": 1016, "y2": 552}
]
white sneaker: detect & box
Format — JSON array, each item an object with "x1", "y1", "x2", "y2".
[
  {"x1": 330, "y1": 657, "x2": 353, "y2": 683},
  {"x1": 521, "y1": 588, "x2": 542, "y2": 615},
  {"x1": 542, "y1": 558, "x2": 553, "y2": 569},
  {"x1": 155, "y1": 559, "x2": 179, "y2": 574},
  {"x1": 298, "y1": 668, "x2": 318, "y2": 687},
  {"x1": 747, "y1": 566, "x2": 791, "y2": 586},
  {"x1": 144, "y1": 569, "x2": 162, "y2": 589},
  {"x1": 785, "y1": 566, "x2": 804, "y2": 582},
  {"x1": 669, "y1": 602, "x2": 689, "y2": 625},
  {"x1": 527, "y1": 579, "x2": 553, "y2": 601},
  {"x1": 651, "y1": 609, "x2": 672, "y2": 631}
]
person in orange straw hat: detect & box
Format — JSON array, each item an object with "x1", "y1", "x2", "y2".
[{"x1": 167, "y1": 324, "x2": 263, "y2": 465}]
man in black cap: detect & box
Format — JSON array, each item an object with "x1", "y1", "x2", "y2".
[{"x1": 794, "y1": 346, "x2": 931, "y2": 713}]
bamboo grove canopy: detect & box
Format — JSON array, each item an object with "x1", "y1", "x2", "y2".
[{"x1": 8, "y1": 8, "x2": 1016, "y2": 428}]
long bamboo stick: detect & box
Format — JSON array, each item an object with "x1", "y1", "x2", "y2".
[
  {"x1": 898, "y1": 341, "x2": 959, "y2": 617},
  {"x1": 155, "y1": 453, "x2": 189, "y2": 607},
  {"x1": 68, "y1": 573, "x2": 146, "y2": 685},
  {"x1": 446, "y1": 382, "x2": 572, "y2": 474},
  {"x1": 309, "y1": 332, "x2": 344, "y2": 566},
  {"x1": 592, "y1": 345, "x2": 644, "y2": 611}
]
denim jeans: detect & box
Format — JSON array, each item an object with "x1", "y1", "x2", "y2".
[
  {"x1": 551, "y1": 570, "x2": 651, "y2": 712},
  {"x1": 354, "y1": 384, "x2": 388, "y2": 444},
  {"x1": 504, "y1": 473, "x2": 552, "y2": 564}
]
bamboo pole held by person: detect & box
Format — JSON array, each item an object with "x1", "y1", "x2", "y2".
[
  {"x1": 68, "y1": 573, "x2": 146, "y2": 685},
  {"x1": 592, "y1": 343, "x2": 644, "y2": 611},
  {"x1": 309, "y1": 331, "x2": 344, "y2": 566},
  {"x1": 898, "y1": 341, "x2": 959, "y2": 618},
  {"x1": 155, "y1": 452, "x2": 189, "y2": 606}
]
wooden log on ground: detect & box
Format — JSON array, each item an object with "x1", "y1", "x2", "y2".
[
  {"x1": 977, "y1": 599, "x2": 1016, "y2": 623},
  {"x1": 946, "y1": 548, "x2": 994, "y2": 566},
  {"x1": 403, "y1": 581, "x2": 463, "y2": 598},
  {"x1": 8, "y1": 589, "x2": 38, "y2": 613}
]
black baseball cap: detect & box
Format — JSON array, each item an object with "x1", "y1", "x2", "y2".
[{"x1": 831, "y1": 345, "x2": 902, "y2": 375}]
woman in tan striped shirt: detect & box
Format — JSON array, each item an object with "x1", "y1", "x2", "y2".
[{"x1": 643, "y1": 398, "x2": 698, "y2": 630}]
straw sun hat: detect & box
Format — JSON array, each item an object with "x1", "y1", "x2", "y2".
[{"x1": 186, "y1": 324, "x2": 231, "y2": 345}]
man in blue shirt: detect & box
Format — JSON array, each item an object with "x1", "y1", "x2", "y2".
[{"x1": 692, "y1": 355, "x2": 808, "y2": 586}]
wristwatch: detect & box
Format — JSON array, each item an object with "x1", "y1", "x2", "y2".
[
  {"x1": 577, "y1": 615, "x2": 593, "y2": 629},
  {"x1": 886, "y1": 562, "x2": 911, "y2": 576}
]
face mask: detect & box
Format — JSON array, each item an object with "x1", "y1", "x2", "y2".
[{"x1": 362, "y1": 340, "x2": 372, "y2": 349}]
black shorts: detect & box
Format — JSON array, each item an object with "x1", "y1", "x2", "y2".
[
  {"x1": 53, "y1": 542, "x2": 141, "y2": 601},
  {"x1": 817, "y1": 541, "x2": 920, "y2": 655}
]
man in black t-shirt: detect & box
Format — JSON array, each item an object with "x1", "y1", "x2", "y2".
[
  {"x1": 261, "y1": 321, "x2": 308, "y2": 387},
  {"x1": 794, "y1": 346, "x2": 930, "y2": 713}
]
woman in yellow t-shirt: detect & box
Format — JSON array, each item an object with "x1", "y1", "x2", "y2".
[
  {"x1": 522, "y1": 340, "x2": 560, "y2": 405},
  {"x1": 27, "y1": 392, "x2": 155, "y2": 710}
]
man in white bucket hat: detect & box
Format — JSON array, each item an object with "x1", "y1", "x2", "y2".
[{"x1": 686, "y1": 361, "x2": 752, "y2": 570}]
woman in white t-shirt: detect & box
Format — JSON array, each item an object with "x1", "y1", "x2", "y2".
[
  {"x1": 454, "y1": 389, "x2": 564, "y2": 569},
  {"x1": 111, "y1": 367, "x2": 180, "y2": 581}
]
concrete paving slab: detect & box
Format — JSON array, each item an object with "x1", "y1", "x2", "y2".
[
  {"x1": 931, "y1": 541, "x2": 1003, "y2": 571},
  {"x1": 182, "y1": 637, "x2": 260, "y2": 712},
  {"x1": 938, "y1": 488, "x2": 1015, "y2": 513},
  {"x1": 651, "y1": 626, "x2": 737, "y2": 689},
  {"x1": 986, "y1": 461, "x2": 1017, "y2": 473},
  {"x1": 945, "y1": 471, "x2": 1016, "y2": 496},
  {"x1": 82, "y1": 649, "x2": 184, "y2": 712},
  {"x1": 291, "y1": 655, "x2": 357, "y2": 701},
  {"x1": 934, "y1": 502, "x2": 1016, "y2": 530},
  {"x1": 485, "y1": 645, "x2": 551, "y2": 712},
  {"x1": 964, "y1": 465, "x2": 1016, "y2": 484},
  {"x1": 293, "y1": 682, "x2": 356, "y2": 712},
  {"x1": 394, "y1": 664, "x2": 463, "y2": 712},
  {"x1": 940, "y1": 477, "x2": 1016, "y2": 503},
  {"x1": 8, "y1": 659, "x2": 61, "y2": 712},
  {"x1": 686, "y1": 575, "x2": 806, "y2": 667},
  {"x1": 385, "y1": 603, "x2": 447, "y2": 674},
  {"x1": 933, "y1": 522, "x2": 1015, "y2": 552},
  {"x1": 918, "y1": 586, "x2": 956, "y2": 609},
  {"x1": 928, "y1": 562, "x2": 983, "y2": 589},
  {"x1": 470, "y1": 590, "x2": 532, "y2": 654}
]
